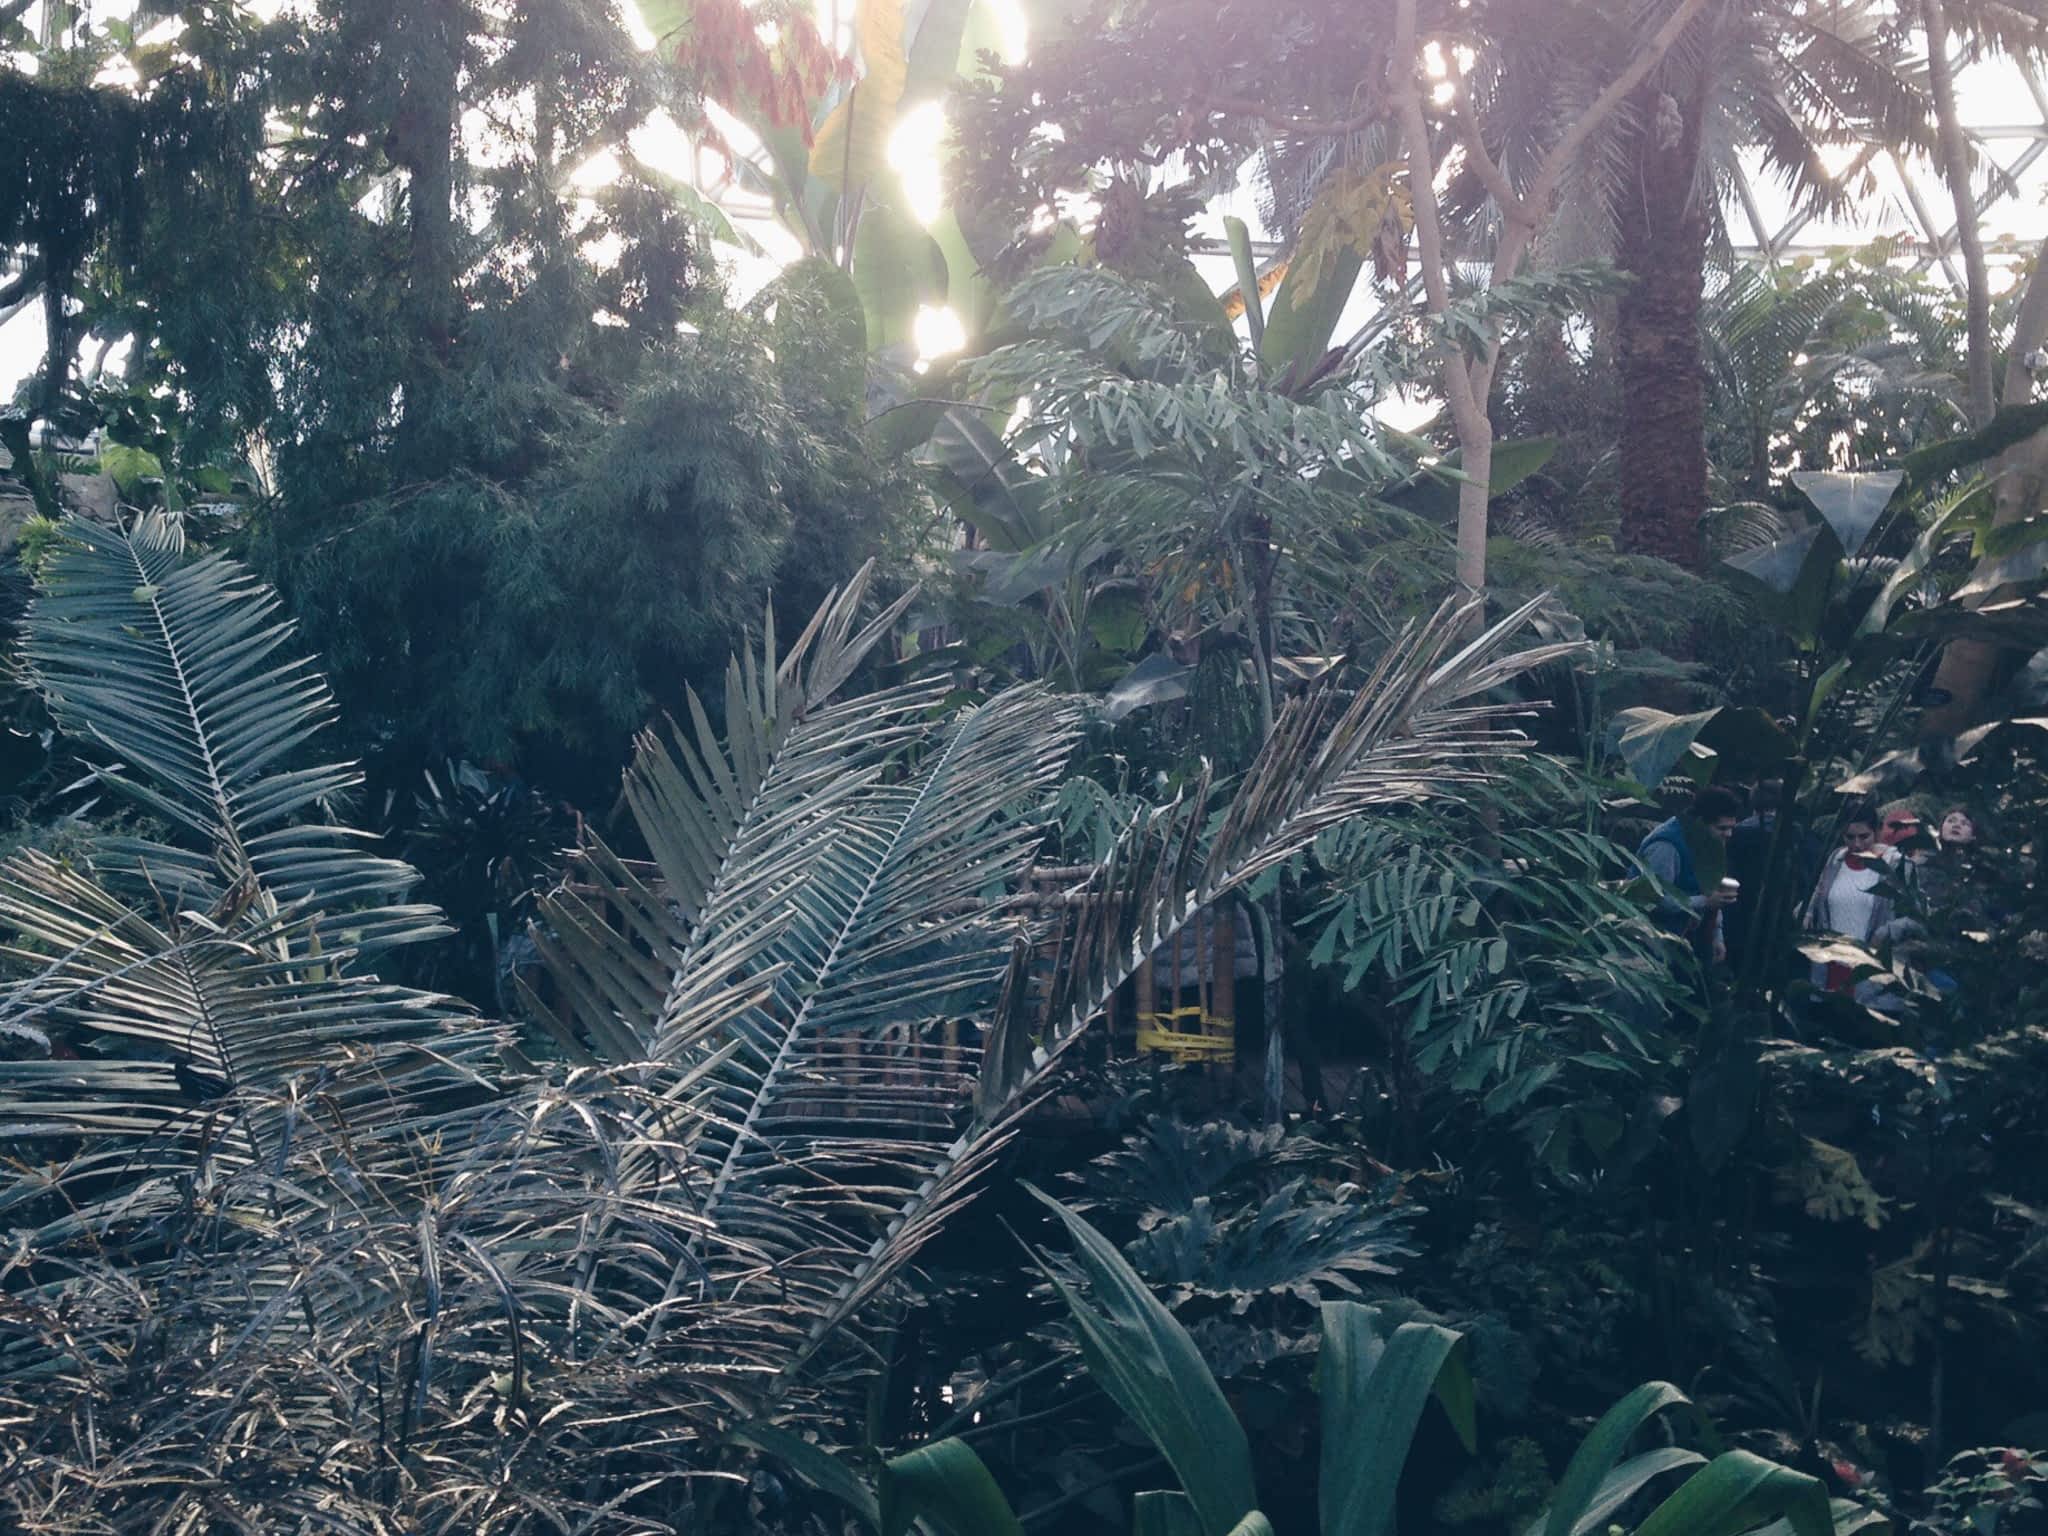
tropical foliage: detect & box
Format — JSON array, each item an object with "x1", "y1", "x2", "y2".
[{"x1": 7, "y1": 0, "x2": 2048, "y2": 1532}]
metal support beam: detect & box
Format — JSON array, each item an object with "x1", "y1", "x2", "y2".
[
  {"x1": 1729, "y1": 163, "x2": 1776, "y2": 262},
  {"x1": 1892, "y1": 147, "x2": 1967, "y2": 287}
]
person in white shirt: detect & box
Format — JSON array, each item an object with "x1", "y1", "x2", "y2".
[{"x1": 1805, "y1": 803, "x2": 1911, "y2": 995}]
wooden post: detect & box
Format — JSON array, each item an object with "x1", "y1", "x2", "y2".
[
  {"x1": 1135, "y1": 953, "x2": 1155, "y2": 1050},
  {"x1": 1213, "y1": 907, "x2": 1236, "y2": 1028}
]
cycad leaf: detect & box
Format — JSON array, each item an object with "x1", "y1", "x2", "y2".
[
  {"x1": 0, "y1": 515, "x2": 487, "y2": 1244},
  {"x1": 532, "y1": 563, "x2": 915, "y2": 1058},
  {"x1": 780, "y1": 598, "x2": 1575, "y2": 1395},
  {"x1": 538, "y1": 588, "x2": 1569, "y2": 1432},
  {"x1": 23, "y1": 514, "x2": 440, "y2": 959},
  {"x1": 640, "y1": 678, "x2": 1081, "y2": 1363},
  {"x1": 538, "y1": 565, "x2": 1084, "y2": 1384},
  {"x1": 0, "y1": 846, "x2": 489, "y2": 1242}
]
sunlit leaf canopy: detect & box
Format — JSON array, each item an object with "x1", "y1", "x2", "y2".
[{"x1": 6, "y1": 0, "x2": 2048, "y2": 396}]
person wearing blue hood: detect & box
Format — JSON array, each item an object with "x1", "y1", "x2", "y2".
[{"x1": 1637, "y1": 785, "x2": 1745, "y2": 959}]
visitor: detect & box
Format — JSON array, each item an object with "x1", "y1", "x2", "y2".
[
  {"x1": 1939, "y1": 807, "x2": 1978, "y2": 847},
  {"x1": 1878, "y1": 800, "x2": 1931, "y2": 861},
  {"x1": 1910, "y1": 807, "x2": 1988, "y2": 998},
  {"x1": 1804, "y1": 803, "x2": 1913, "y2": 995},
  {"x1": 1637, "y1": 785, "x2": 1745, "y2": 960}
]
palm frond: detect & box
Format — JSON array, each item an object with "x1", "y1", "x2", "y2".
[
  {"x1": 536, "y1": 581, "x2": 1568, "y2": 1426},
  {"x1": 525, "y1": 561, "x2": 919, "y2": 1061},
  {"x1": 0, "y1": 514, "x2": 495, "y2": 1245},
  {"x1": 22, "y1": 513, "x2": 445, "y2": 957},
  {"x1": 765, "y1": 596, "x2": 1580, "y2": 1393}
]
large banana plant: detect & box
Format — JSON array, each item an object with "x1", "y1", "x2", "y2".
[
  {"x1": 0, "y1": 513, "x2": 497, "y2": 1246},
  {"x1": 531, "y1": 567, "x2": 1580, "y2": 1420},
  {"x1": 636, "y1": 0, "x2": 1008, "y2": 353}
]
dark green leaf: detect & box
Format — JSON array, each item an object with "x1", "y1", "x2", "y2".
[
  {"x1": 1723, "y1": 523, "x2": 1842, "y2": 643},
  {"x1": 1320, "y1": 1301, "x2": 1475, "y2": 1536},
  {"x1": 1898, "y1": 399, "x2": 2048, "y2": 495},
  {"x1": 1104, "y1": 653, "x2": 1193, "y2": 721},
  {"x1": 1607, "y1": 707, "x2": 1722, "y2": 790},
  {"x1": 1791, "y1": 470, "x2": 1902, "y2": 558},
  {"x1": 1381, "y1": 439, "x2": 1558, "y2": 524},
  {"x1": 1263, "y1": 247, "x2": 1363, "y2": 374},
  {"x1": 1225, "y1": 216, "x2": 1265, "y2": 353},
  {"x1": 881, "y1": 1438, "x2": 1023, "y2": 1536},
  {"x1": 732, "y1": 1422, "x2": 881, "y2": 1530},
  {"x1": 854, "y1": 195, "x2": 948, "y2": 351},
  {"x1": 1026, "y1": 1187, "x2": 1260, "y2": 1536},
  {"x1": 1137, "y1": 1492, "x2": 1209, "y2": 1536},
  {"x1": 1633, "y1": 1451, "x2": 1830, "y2": 1536},
  {"x1": 1539, "y1": 1383, "x2": 1694, "y2": 1536}
]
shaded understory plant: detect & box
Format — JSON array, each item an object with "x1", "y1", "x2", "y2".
[
  {"x1": 747, "y1": 1189, "x2": 1876, "y2": 1536},
  {"x1": 0, "y1": 511, "x2": 1570, "y2": 1529}
]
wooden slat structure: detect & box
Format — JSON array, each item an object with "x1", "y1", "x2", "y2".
[{"x1": 530, "y1": 858, "x2": 1242, "y2": 1112}]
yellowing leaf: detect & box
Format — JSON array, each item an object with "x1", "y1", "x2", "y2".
[
  {"x1": 1775, "y1": 1137, "x2": 1886, "y2": 1229},
  {"x1": 1286, "y1": 163, "x2": 1406, "y2": 304},
  {"x1": 632, "y1": 0, "x2": 691, "y2": 44},
  {"x1": 809, "y1": 0, "x2": 909, "y2": 191}
]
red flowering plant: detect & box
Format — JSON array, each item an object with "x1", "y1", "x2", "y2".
[
  {"x1": 668, "y1": 0, "x2": 850, "y2": 168},
  {"x1": 1923, "y1": 1447, "x2": 2048, "y2": 1536}
]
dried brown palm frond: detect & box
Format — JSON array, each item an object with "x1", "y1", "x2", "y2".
[{"x1": 0, "y1": 1062, "x2": 755, "y2": 1534}]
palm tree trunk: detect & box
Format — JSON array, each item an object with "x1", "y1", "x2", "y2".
[
  {"x1": 1616, "y1": 81, "x2": 1711, "y2": 570},
  {"x1": 1924, "y1": 0, "x2": 1995, "y2": 428}
]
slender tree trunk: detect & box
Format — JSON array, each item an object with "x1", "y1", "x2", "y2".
[
  {"x1": 1456, "y1": 426, "x2": 1492, "y2": 594},
  {"x1": 1925, "y1": 0, "x2": 1996, "y2": 428},
  {"x1": 39, "y1": 275, "x2": 69, "y2": 418},
  {"x1": 1616, "y1": 79, "x2": 1711, "y2": 569},
  {"x1": 1399, "y1": 0, "x2": 1712, "y2": 594},
  {"x1": 392, "y1": 0, "x2": 463, "y2": 463}
]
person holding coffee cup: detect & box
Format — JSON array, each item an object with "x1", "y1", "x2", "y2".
[{"x1": 1636, "y1": 786, "x2": 1744, "y2": 963}]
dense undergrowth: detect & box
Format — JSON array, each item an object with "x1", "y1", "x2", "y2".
[{"x1": 6, "y1": 1, "x2": 2048, "y2": 1533}]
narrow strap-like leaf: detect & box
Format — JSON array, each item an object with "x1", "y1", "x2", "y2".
[
  {"x1": 881, "y1": 1437, "x2": 1024, "y2": 1536},
  {"x1": 1026, "y1": 1186, "x2": 1258, "y2": 1536},
  {"x1": 1319, "y1": 1301, "x2": 1475, "y2": 1536},
  {"x1": 1540, "y1": 1382, "x2": 1697, "y2": 1536}
]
